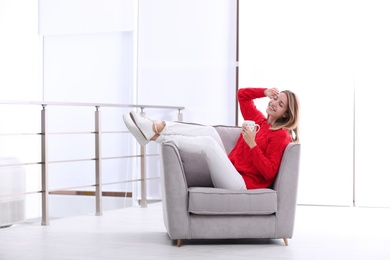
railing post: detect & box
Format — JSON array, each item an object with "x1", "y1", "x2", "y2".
[
  {"x1": 178, "y1": 109, "x2": 183, "y2": 122},
  {"x1": 41, "y1": 105, "x2": 49, "y2": 225},
  {"x1": 95, "y1": 106, "x2": 103, "y2": 215},
  {"x1": 139, "y1": 108, "x2": 147, "y2": 208}
]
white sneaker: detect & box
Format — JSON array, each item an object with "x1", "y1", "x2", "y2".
[
  {"x1": 130, "y1": 111, "x2": 157, "y2": 141},
  {"x1": 122, "y1": 113, "x2": 149, "y2": 146}
]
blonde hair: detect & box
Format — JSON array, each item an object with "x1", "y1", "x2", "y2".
[{"x1": 270, "y1": 90, "x2": 300, "y2": 143}]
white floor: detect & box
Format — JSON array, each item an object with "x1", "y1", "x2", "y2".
[{"x1": 1, "y1": 202, "x2": 390, "y2": 260}]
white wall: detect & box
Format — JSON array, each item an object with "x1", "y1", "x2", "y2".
[
  {"x1": 7, "y1": 0, "x2": 387, "y2": 218},
  {"x1": 0, "y1": 0, "x2": 42, "y2": 101},
  {"x1": 240, "y1": 0, "x2": 354, "y2": 206},
  {"x1": 1, "y1": 0, "x2": 238, "y2": 219},
  {"x1": 137, "y1": 0, "x2": 237, "y2": 200},
  {"x1": 1, "y1": 0, "x2": 140, "y2": 219},
  {"x1": 354, "y1": 1, "x2": 390, "y2": 207},
  {"x1": 39, "y1": 0, "x2": 134, "y2": 35},
  {"x1": 240, "y1": 0, "x2": 390, "y2": 207},
  {"x1": 0, "y1": 0, "x2": 43, "y2": 220},
  {"x1": 39, "y1": 0, "x2": 138, "y2": 217},
  {"x1": 137, "y1": 0, "x2": 237, "y2": 126}
]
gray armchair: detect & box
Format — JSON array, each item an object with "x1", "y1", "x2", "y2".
[{"x1": 160, "y1": 125, "x2": 301, "y2": 247}]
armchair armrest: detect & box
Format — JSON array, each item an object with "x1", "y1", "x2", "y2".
[
  {"x1": 272, "y1": 143, "x2": 301, "y2": 238},
  {"x1": 161, "y1": 142, "x2": 191, "y2": 239}
]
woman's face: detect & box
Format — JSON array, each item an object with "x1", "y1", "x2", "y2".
[{"x1": 266, "y1": 92, "x2": 288, "y2": 120}]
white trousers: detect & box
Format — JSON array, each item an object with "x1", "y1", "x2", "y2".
[{"x1": 155, "y1": 122, "x2": 246, "y2": 190}]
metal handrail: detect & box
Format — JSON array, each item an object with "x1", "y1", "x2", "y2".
[
  {"x1": 0, "y1": 101, "x2": 184, "y2": 225},
  {"x1": 0, "y1": 100, "x2": 185, "y2": 111}
]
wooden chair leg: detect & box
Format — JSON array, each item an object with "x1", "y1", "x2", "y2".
[
  {"x1": 177, "y1": 239, "x2": 182, "y2": 247},
  {"x1": 283, "y1": 238, "x2": 289, "y2": 246}
]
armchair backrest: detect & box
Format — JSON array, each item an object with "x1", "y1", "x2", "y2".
[
  {"x1": 213, "y1": 125, "x2": 241, "y2": 154},
  {"x1": 272, "y1": 143, "x2": 301, "y2": 192},
  {"x1": 176, "y1": 125, "x2": 300, "y2": 195},
  {"x1": 179, "y1": 125, "x2": 241, "y2": 188}
]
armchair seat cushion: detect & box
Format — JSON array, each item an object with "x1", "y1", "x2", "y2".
[{"x1": 188, "y1": 187, "x2": 277, "y2": 215}]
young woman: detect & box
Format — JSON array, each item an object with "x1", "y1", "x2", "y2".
[{"x1": 123, "y1": 87, "x2": 299, "y2": 190}]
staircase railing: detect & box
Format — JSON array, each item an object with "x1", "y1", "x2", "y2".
[{"x1": 0, "y1": 101, "x2": 184, "y2": 225}]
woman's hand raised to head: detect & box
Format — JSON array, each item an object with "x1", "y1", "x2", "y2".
[{"x1": 264, "y1": 88, "x2": 279, "y2": 99}]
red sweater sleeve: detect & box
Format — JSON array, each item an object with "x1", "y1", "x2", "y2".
[{"x1": 237, "y1": 87, "x2": 267, "y2": 124}]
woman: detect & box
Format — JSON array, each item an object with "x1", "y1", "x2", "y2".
[{"x1": 123, "y1": 87, "x2": 299, "y2": 190}]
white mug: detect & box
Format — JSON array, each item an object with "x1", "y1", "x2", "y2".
[{"x1": 242, "y1": 120, "x2": 260, "y2": 133}]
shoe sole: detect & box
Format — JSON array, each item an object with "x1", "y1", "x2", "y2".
[{"x1": 122, "y1": 113, "x2": 149, "y2": 146}]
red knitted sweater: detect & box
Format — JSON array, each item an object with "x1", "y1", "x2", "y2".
[{"x1": 228, "y1": 88, "x2": 291, "y2": 189}]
